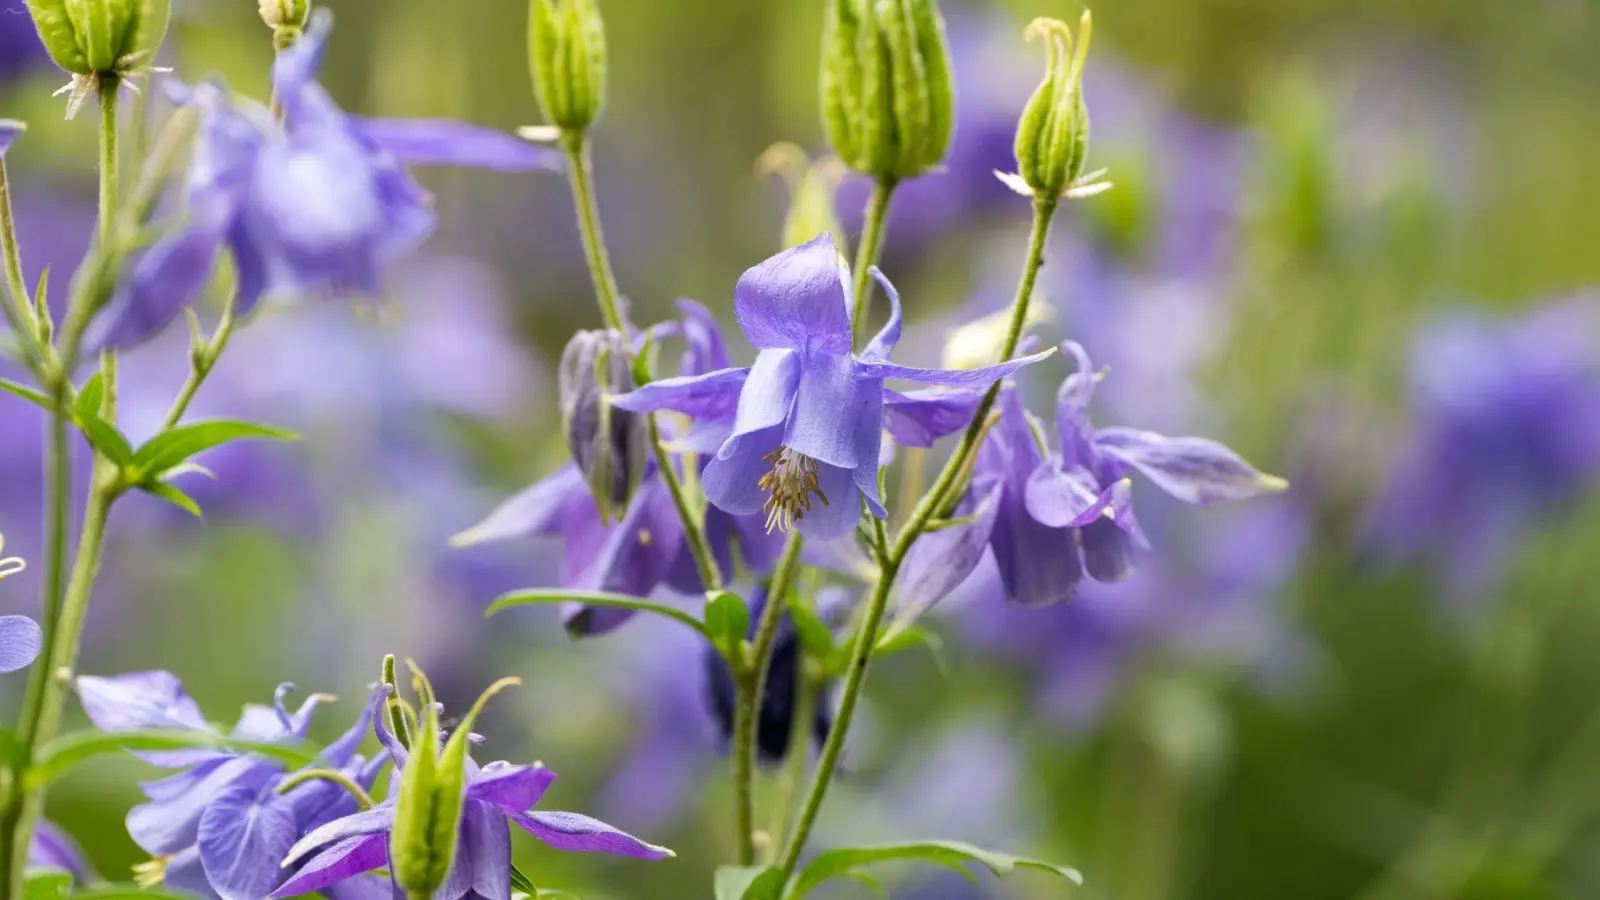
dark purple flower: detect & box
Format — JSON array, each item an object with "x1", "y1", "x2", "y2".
[
  {"x1": 276, "y1": 698, "x2": 670, "y2": 899},
  {"x1": 613, "y1": 234, "x2": 1050, "y2": 540},
  {"x1": 86, "y1": 8, "x2": 560, "y2": 353},
  {"x1": 76, "y1": 671, "x2": 384, "y2": 900},
  {"x1": 1366, "y1": 296, "x2": 1600, "y2": 600},
  {"x1": 900, "y1": 341, "x2": 1284, "y2": 612}
]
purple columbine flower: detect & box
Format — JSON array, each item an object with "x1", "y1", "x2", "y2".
[
  {"x1": 613, "y1": 234, "x2": 1051, "y2": 540},
  {"x1": 76, "y1": 671, "x2": 385, "y2": 900},
  {"x1": 899, "y1": 341, "x2": 1285, "y2": 612},
  {"x1": 86, "y1": 7, "x2": 561, "y2": 353},
  {"x1": 1365, "y1": 296, "x2": 1600, "y2": 601},
  {"x1": 276, "y1": 695, "x2": 671, "y2": 899}
]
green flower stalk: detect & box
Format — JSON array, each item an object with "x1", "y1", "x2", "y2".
[
  {"x1": 820, "y1": 0, "x2": 955, "y2": 181},
  {"x1": 528, "y1": 0, "x2": 608, "y2": 133}
]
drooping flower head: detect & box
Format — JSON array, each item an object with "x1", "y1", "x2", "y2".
[
  {"x1": 86, "y1": 8, "x2": 561, "y2": 353},
  {"x1": 276, "y1": 686, "x2": 671, "y2": 899},
  {"x1": 615, "y1": 234, "x2": 1052, "y2": 540},
  {"x1": 76, "y1": 671, "x2": 386, "y2": 899}
]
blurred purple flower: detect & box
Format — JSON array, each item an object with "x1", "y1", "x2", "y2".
[
  {"x1": 613, "y1": 235, "x2": 1049, "y2": 541},
  {"x1": 277, "y1": 695, "x2": 671, "y2": 899},
  {"x1": 1366, "y1": 296, "x2": 1600, "y2": 600},
  {"x1": 0, "y1": 614, "x2": 42, "y2": 672},
  {"x1": 703, "y1": 585, "x2": 834, "y2": 763},
  {"x1": 0, "y1": 1, "x2": 46, "y2": 82},
  {"x1": 77, "y1": 671, "x2": 384, "y2": 899},
  {"x1": 87, "y1": 8, "x2": 561, "y2": 353},
  {"x1": 28, "y1": 820, "x2": 93, "y2": 882}
]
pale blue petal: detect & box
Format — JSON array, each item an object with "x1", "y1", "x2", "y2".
[
  {"x1": 610, "y1": 368, "x2": 748, "y2": 420},
  {"x1": 718, "y1": 349, "x2": 800, "y2": 459},
  {"x1": 860, "y1": 267, "x2": 902, "y2": 363},
  {"x1": 855, "y1": 347, "x2": 1054, "y2": 388},
  {"x1": 734, "y1": 234, "x2": 851, "y2": 355},
  {"x1": 783, "y1": 352, "x2": 866, "y2": 468},
  {"x1": 792, "y1": 463, "x2": 860, "y2": 541},
  {"x1": 351, "y1": 118, "x2": 564, "y2": 172},
  {"x1": 704, "y1": 426, "x2": 784, "y2": 517},
  {"x1": 511, "y1": 811, "x2": 673, "y2": 859},
  {"x1": 1096, "y1": 427, "x2": 1285, "y2": 505}
]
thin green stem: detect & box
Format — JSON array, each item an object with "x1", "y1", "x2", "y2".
[
  {"x1": 848, "y1": 177, "x2": 898, "y2": 346},
  {"x1": 97, "y1": 83, "x2": 119, "y2": 246},
  {"x1": 557, "y1": 130, "x2": 723, "y2": 592},
  {"x1": 731, "y1": 533, "x2": 805, "y2": 864},
  {"x1": 276, "y1": 769, "x2": 376, "y2": 810},
  {"x1": 160, "y1": 297, "x2": 236, "y2": 431},
  {"x1": 778, "y1": 195, "x2": 1061, "y2": 877}
]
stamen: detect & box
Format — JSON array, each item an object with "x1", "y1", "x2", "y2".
[
  {"x1": 133, "y1": 856, "x2": 171, "y2": 888},
  {"x1": 757, "y1": 447, "x2": 829, "y2": 533}
]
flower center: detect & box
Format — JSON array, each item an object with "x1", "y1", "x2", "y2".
[
  {"x1": 133, "y1": 856, "x2": 171, "y2": 888},
  {"x1": 758, "y1": 447, "x2": 828, "y2": 533}
]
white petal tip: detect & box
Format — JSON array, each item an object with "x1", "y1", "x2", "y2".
[
  {"x1": 994, "y1": 170, "x2": 1035, "y2": 197},
  {"x1": 517, "y1": 126, "x2": 563, "y2": 143}
]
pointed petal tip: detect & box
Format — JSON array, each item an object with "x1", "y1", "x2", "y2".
[{"x1": 1259, "y1": 474, "x2": 1291, "y2": 493}]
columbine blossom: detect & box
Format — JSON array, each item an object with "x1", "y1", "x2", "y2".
[
  {"x1": 613, "y1": 234, "x2": 1051, "y2": 540},
  {"x1": 1366, "y1": 296, "x2": 1600, "y2": 600},
  {"x1": 77, "y1": 671, "x2": 384, "y2": 899},
  {"x1": 276, "y1": 693, "x2": 671, "y2": 899},
  {"x1": 86, "y1": 8, "x2": 561, "y2": 353},
  {"x1": 900, "y1": 341, "x2": 1284, "y2": 612}
]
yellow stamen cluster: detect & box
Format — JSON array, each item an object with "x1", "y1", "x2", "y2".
[
  {"x1": 132, "y1": 856, "x2": 171, "y2": 888},
  {"x1": 758, "y1": 447, "x2": 828, "y2": 533}
]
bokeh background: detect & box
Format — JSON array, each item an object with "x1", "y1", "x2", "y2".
[{"x1": 4, "y1": 0, "x2": 1600, "y2": 898}]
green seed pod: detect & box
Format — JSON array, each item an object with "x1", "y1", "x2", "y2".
[
  {"x1": 1013, "y1": 13, "x2": 1094, "y2": 198},
  {"x1": 820, "y1": 0, "x2": 955, "y2": 181},
  {"x1": 757, "y1": 143, "x2": 848, "y2": 252},
  {"x1": 528, "y1": 0, "x2": 608, "y2": 133},
  {"x1": 390, "y1": 664, "x2": 520, "y2": 899},
  {"x1": 259, "y1": 0, "x2": 310, "y2": 49},
  {"x1": 26, "y1": 0, "x2": 169, "y2": 75}
]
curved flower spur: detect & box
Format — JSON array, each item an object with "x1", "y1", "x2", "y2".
[{"x1": 612, "y1": 233, "x2": 1055, "y2": 541}]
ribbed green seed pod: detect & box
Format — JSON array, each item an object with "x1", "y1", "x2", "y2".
[{"x1": 528, "y1": 0, "x2": 608, "y2": 132}]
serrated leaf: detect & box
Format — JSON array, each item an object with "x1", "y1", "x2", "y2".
[
  {"x1": 131, "y1": 419, "x2": 298, "y2": 479},
  {"x1": 140, "y1": 481, "x2": 202, "y2": 518},
  {"x1": 28, "y1": 728, "x2": 319, "y2": 789},
  {"x1": 786, "y1": 841, "x2": 1082, "y2": 899},
  {"x1": 714, "y1": 866, "x2": 785, "y2": 900},
  {"x1": 704, "y1": 590, "x2": 751, "y2": 657},
  {"x1": 0, "y1": 378, "x2": 52, "y2": 410},
  {"x1": 486, "y1": 589, "x2": 709, "y2": 639}
]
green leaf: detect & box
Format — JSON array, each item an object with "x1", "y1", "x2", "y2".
[
  {"x1": 486, "y1": 589, "x2": 709, "y2": 639},
  {"x1": 0, "y1": 378, "x2": 52, "y2": 410},
  {"x1": 509, "y1": 864, "x2": 538, "y2": 895},
  {"x1": 22, "y1": 869, "x2": 72, "y2": 900},
  {"x1": 67, "y1": 887, "x2": 197, "y2": 900},
  {"x1": 74, "y1": 409, "x2": 135, "y2": 465},
  {"x1": 789, "y1": 599, "x2": 836, "y2": 661},
  {"x1": 786, "y1": 841, "x2": 1082, "y2": 899},
  {"x1": 74, "y1": 373, "x2": 102, "y2": 418},
  {"x1": 704, "y1": 590, "x2": 750, "y2": 657},
  {"x1": 28, "y1": 728, "x2": 319, "y2": 789},
  {"x1": 874, "y1": 626, "x2": 948, "y2": 675},
  {"x1": 139, "y1": 481, "x2": 202, "y2": 517},
  {"x1": 0, "y1": 726, "x2": 23, "y2": 770},
  {"x1": 131, "y1": 419, "x2": 298, "y2": 479},
  {"x1": 714, "y1": 866, "x2": 785, "y2": 900}
]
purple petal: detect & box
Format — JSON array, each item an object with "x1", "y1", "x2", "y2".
[
  {"x1": 28, "y1": 820, "x2": 92, "y2": 882},
  {"x1": 230, "y1": 705, "x2": 287, "y2": 742},
  {"x1": 855, "y1": 347, "x2": 1055, "y2": 388},
  {"x1": 851, "y1": 380, "x2": 888, "y2": 519},
  {"x1": 1095, "y1": 428, "x2": 1286, "y2": 505},
  {"x1": 784, "y1": 353, "x2": 868, "y2": 468},
  {"x1": 566, "y1": 477, "x2": 686, "y2": 631},
  {"x1": 465, "y1": 801, "x2": 512, "y2": 900},
  {"x1": 511, "y1": 811, "x2": 673, "y2": 860},
  {"x1": 321, "y1": 682, "x2": 389, "y2": 769},
  {"x1": 860, "y1": 267, "x2": 903, "y2": 363},
  {"x1": 467, "y1": 763, "x2": 557, "y2": 814},
  {"x1": 453, "y1": 464, "x2": 586, "y2": 546},
  {"x1": 270, "y1": 9, "x2": 332, "y2": 120},
  {"x1": 128, "y1": 757, "x2": 277, "y2": 855},
  {"x1": 85, "y1": 225, "x2": 221, "y2": 353},
  {"x1": 704, "y1": 426, "x2": 784, "y2": 517},
  {"x1": 322, "y1": 874, "x2": 395, "y2": 900},
  {"x1": 733, "y1": 234, "x2": 852, "y2": 355},
  {"x1": 1081, "y1": 517, "x2": 1138, "y2": 582},
  {"x1": 1055, "y1": 342, "x2": 1100, "y2": 467},
  {"x1": 281, "y1": 803, "x2": 397, "y2": 870},
  {"x1": 883, "y1": 389, "x2": 984, "y2": 448},
  {"x1": 677, "y1": 298, "x2": 731, "y2": 374},
  {"x1": 273, "y1": 833, "x2": 389, "y2": 898},
  {"x1": 896, "y1": 477, "x2": 1002, "y2": 620},
  {"x1": 718, "y1": 349, "x2": 801, "y2": 459},
  {"x1": 1025, "y1": 460, "x2": 1112, "y2": 527},
  {"x1": 77, "y1": 670, "x2": 209, "y2": 732},
  {"x1": 162, "y1": 847, "x2": 217, "y2": 899},
  {"x1": 792, "y1": 462, "x2": 861, "y2": 541},
  {"x1": 351, "y1": 118, "x2": 564, "y2": 172},
  {"x1": 198, "y1": 784, "x2": 298, "y2": 900},
  {"x1": 0, "y1": 120, "x2": 24, "y2": 156},
  {"x1": 610, "y1": 368, "x2": 748, "y2": 420},
  {"x1": 991, "y1": 483, "x2": 1083, "y2": 607},
  {"x1": 0, "y1": 615, "x2": 42, "y2": 673}
]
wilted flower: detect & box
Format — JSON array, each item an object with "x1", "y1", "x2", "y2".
[
  {"x1": 276, "y1": 687, "x2": 670, "y2": 899},
  {"x1": 560, "y1": 329, "x2": 647, "y2": 521},
  {"x1": 1366, "y1": 296, "x2": 1600, "y2": 600},
  {"x1": 613, "y1": 234, "x2": 1050, "y2": 540},
  {"x1": 76, "y1": 671, "x2": 384, "y2": 899},
  {"x1": 86, "y1": 8, "x2": 561, "y2": 353}
]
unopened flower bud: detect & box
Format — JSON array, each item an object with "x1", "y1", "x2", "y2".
[
  {"x1": 757, "y1": 143, "x2": 847, "y2": 252},
  {"x1": 820, "y1": 0, "x2": 955, "y2": 181},
  {"x1": 259, "y1": 0, "x2": 310, "y2": 49},
  {"x1": 1011, "y1": 12, "x2": 1097, "y2": 199},
  {"x1": 560, "y1": 329, "x2": 646, "y2": 523},
  {"x1": 527, "y1": 0, "x2": 608, "y2": 133},
  {"x1": 25, "y1": 0, "x2": 170, "y2": 76}
]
